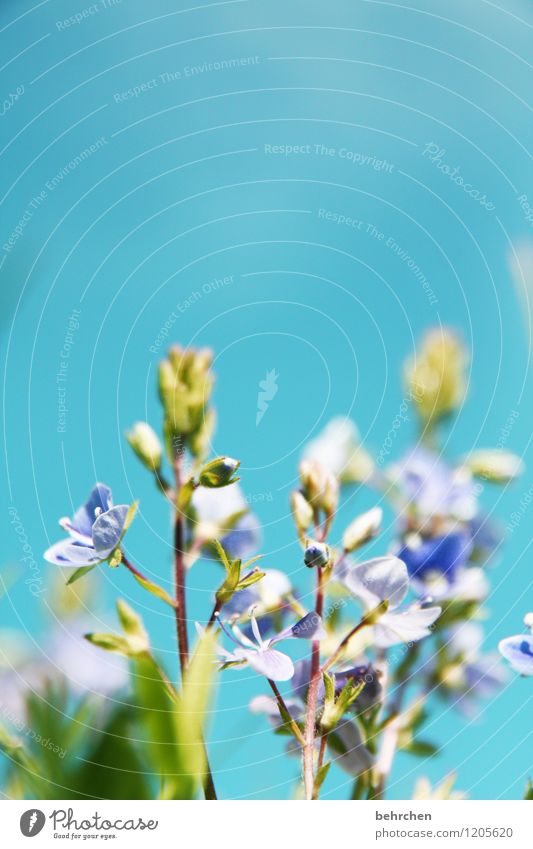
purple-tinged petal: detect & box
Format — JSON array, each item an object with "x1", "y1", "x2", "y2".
[
  {"x1": 464, "y1": 656, "x2": 507, "y2": 698},
  {"x1": 221, "y1": 513, "x2": 260, "y2": 561},
  {"x1": 44, "y1": 538, "x2": 101, "y2": 566},
  {"x1": 410, "y1": 566, "x2": 488, "y2": 603},
  {"x1": 242, "y1": 647, "x2": 295, "y2": 681},
  {"x1": 374, "y1": 605, "x2": 441, "y2": 647},
  {"x1": 69, "y1": 483, "x2": 113, "y2": 538},
  {"x1": 328, "y1": 720, "x2": 373, "y2": 775},
  {"x1": 291, "y1": 658, "x2": 312, "y2": 699},
  {"x1": 499, "y1": 635, "x2": 533, "y2": 676},
  {"x1": 344, "y1": 556, "x2": 409, "y2": 610},
  {"x1": 58, "y1": 519, "x2": 93, "y2": 546},
  {"x1": 92, "y1": 505, "x2": 128, "y2": 556},
  {"x1": 250, "y1": 694, "x2": 305, "y2": 726},
  {"x1": 271, "y1": 612, "x2": 326, "y2": 645}
]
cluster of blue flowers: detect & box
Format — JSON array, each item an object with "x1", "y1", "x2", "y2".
[{"x1": 37, "y1": 331, "x2": 526, "y2": 801}]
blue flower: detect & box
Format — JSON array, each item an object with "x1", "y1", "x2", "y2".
[
  {"x1": 291, "y1": 658, "x2": 382, "y2": 714},
  {"x1": 191, "y1": 482, "x2": 260, "y2": 561},
  {"x1": 44, "y1": 483, "x2": 130, "y2": 572},
  {"x1": 499, "y1": 617, "x2": 533, "y2": 676},
  {"x1": 434, "y1": 623, "x2": 506, "y2": 714},
  {"x1": 217, "y1": 610, "x2": 326, "y2": 681},
  {"x1": 388, "y1": 447, "x2": 477, "y2": 521},
  {"x1": 219, "y1": 569, "x2": 292, "y2": 641},
  {"x1": 410, "y1": 566, "x2": 488, "y2": 604},
  {"x1": 341, "y1": 556, "x2": 441, "y2": 648},
  {"x1": 396, "y1": 528, "x2": 473, "y2": 582}
]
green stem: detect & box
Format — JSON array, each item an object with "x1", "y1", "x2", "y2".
[{"x1": 172, "y1": 445, "x2": 217, "y2": 801}]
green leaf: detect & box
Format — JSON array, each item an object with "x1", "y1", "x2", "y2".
[
  {"x1": 133, "y1": 630, "x2": 218, "y2": 799},
  {"x1": 314, "y1": 760, "x2": 331, "y2": 794},
  {"x1": 72, "y1": 705, "x2": 151, "y2": 800},
  {"x1": 131, "y1": 572, "x2": 177, "y2": 608},
  {"x1": 66, "y1": 562, "x2": 99, "y2": 585},
  {"x1": 84, "y1": 632, "x2": 132, "y2": 655},
  {"x1": 404, "y1": 739, "x2": 439, "y2": 758},
  {"x1": 236, "y1": 569, "x2": 265, "y2": 590},
  {"x1": 177, "y1": 478, "x2": 196, "y2": 513},
  {"x1": 212, "y1": 538, "x2": 233, "y2": 571},
  {"x1": 124, "y1": 500, "x2": 139, "y2": 531},
  {"x1": 117, "y1": 598, "x2": 148, "y2": 641},
  {"x1": 524, "y1": 779, "x2": 533, "y2": 800},
  {"x1": 213, "y1": 539, "x2": 242, "y2": 604},
  {"x1": 323, "y1": 672, "x2": 335, "y2": 704}
]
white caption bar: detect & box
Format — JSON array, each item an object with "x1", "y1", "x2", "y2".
[{"x1": 1, "y1": 800, "x2": 530, "y2": 847}]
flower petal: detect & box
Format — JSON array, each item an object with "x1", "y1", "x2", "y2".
[
  {"x1": 70, "y1": 483, "x2": 114, "y2": 538},
  {"x1": 271, "y1": 612, "x2": 327, "y2": 645},
  {"x1": 250, "y1": 694, "x2": 304, "y2": 725},
  {"x1": 343, "y1": 556, "x2": 409, "y2": 609},
  {"x1": 328, "y1": 720, "x2": 373, "y2": 775},
  {"x1": 92, "y1": 505, "x2": 129, "y2": 556},
  {"x1": 499, "y1": 635, "x2": 533, "y2": 676},
  {"x1": 396, "y1": 530, "x2": 472, "y2": 581},
  {"x1": 221, "y1": 513, "x2": 260, "y2": 561},
  {"x1": 44, "y1": 538, "x2": 101, "y2": 566},
  {"x1": 374, "y1": 605, "x2": 441, "y2": 647},
  {"x1": 243, "y1": 648, "x2": 295, "y2": 681}
]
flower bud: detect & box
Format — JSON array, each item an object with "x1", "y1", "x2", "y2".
[
  {"x1": 188, "y1": 408, "x2": 216, "y2": 460},
  {"x1": 290, "y1": 490, "x2": 314, "y2": 534},
  {"x1": 126, "y1": 422, "x2": 162, "y2": 471},
  {"x1": 343, "y1": 506, "x2": 382, "y2": 553},
  {"x1": 524, "y1": 613, "x2": 533, "y2": 631},
  {"x1": 199, "y1": 456, "x2": 240, "y2": 488},
  {"x1": 299, "y1": 460, "x2": 339, "y2": 516},
  {"x1": 406, "y1": 328, "x2": 467, "y2": 428},
  {"x1": 466, "y1": 450, "x2": 523, "y2": 483},
  {"x1": 304, "y1": 541, "x2": 330, "y2": 569}
]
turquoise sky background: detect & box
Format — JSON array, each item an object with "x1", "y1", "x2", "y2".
[{"x1": 1, "y1": 0, "x2": 532, "y2": 799}]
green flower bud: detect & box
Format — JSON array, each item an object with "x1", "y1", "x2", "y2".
[
  {"x1": 126, "y1": 422, "x2": 162, "y2": 471},
  {"x1": 343, "y1": 507, "x2": 382, "y2": 553},
  {"x1": 290, "y1": 490, "x2": 314, "y2": 534},
  {"x1": 188, "y1": 408, "x2": 216, "y2": 460},
  {"x1": 199, "y1": 456, "x2": 240, "y2": 488},
  {"x1": 406, "y1": 328, "x2": 467, "y2": 429},
  {"x1": 304, "y1": 541, "x2": 330, "y2": 569},
  {"x1": 299, "y1": 460, "x2": 339, "y2": 516}
]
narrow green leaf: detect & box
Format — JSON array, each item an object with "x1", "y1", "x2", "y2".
[
  {"x1": 84, "y1": 632, "x2": 132, "y2": 655},
  {"x1": 66, "y1": 563, "x2": 99, "y2": 585},
  {"x1": 212, "y1": 538, "x2": 232, "y2": 572},
  {"x1": 236, "y1": 570, "x2": 265, "y2": 590},
  {"x1": 314, "y1": 760, "x2": 331, "y2": 794},
  {"x1": 123, "y1": 500, "x2": 139, "y2": 532},
  {"x1": 404, "y1": 739, "x2": 439, "y2": 757},
  {"x1": 131, "y1": 573, "x2": 177, "y2": 608},
  {"x1": 133, "y1": 630, "x2": 218, "y2": 799}
]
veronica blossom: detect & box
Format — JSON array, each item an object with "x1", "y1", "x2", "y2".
[
  {"x1": 499, "y1": 614, "x2": 533, "y2": 676},
  {"x1": 341, "y1": 556, "x2": 441, "y2": 648},
  {"x1": 191, "y1": 482, "x2": 260, "y2": 560},
  {"x1": 44, "y1": 484, "x2": 130, "y2": 570},
  {"x1": 217, "y1": 610, "x2": 326, "y2": 681}
]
